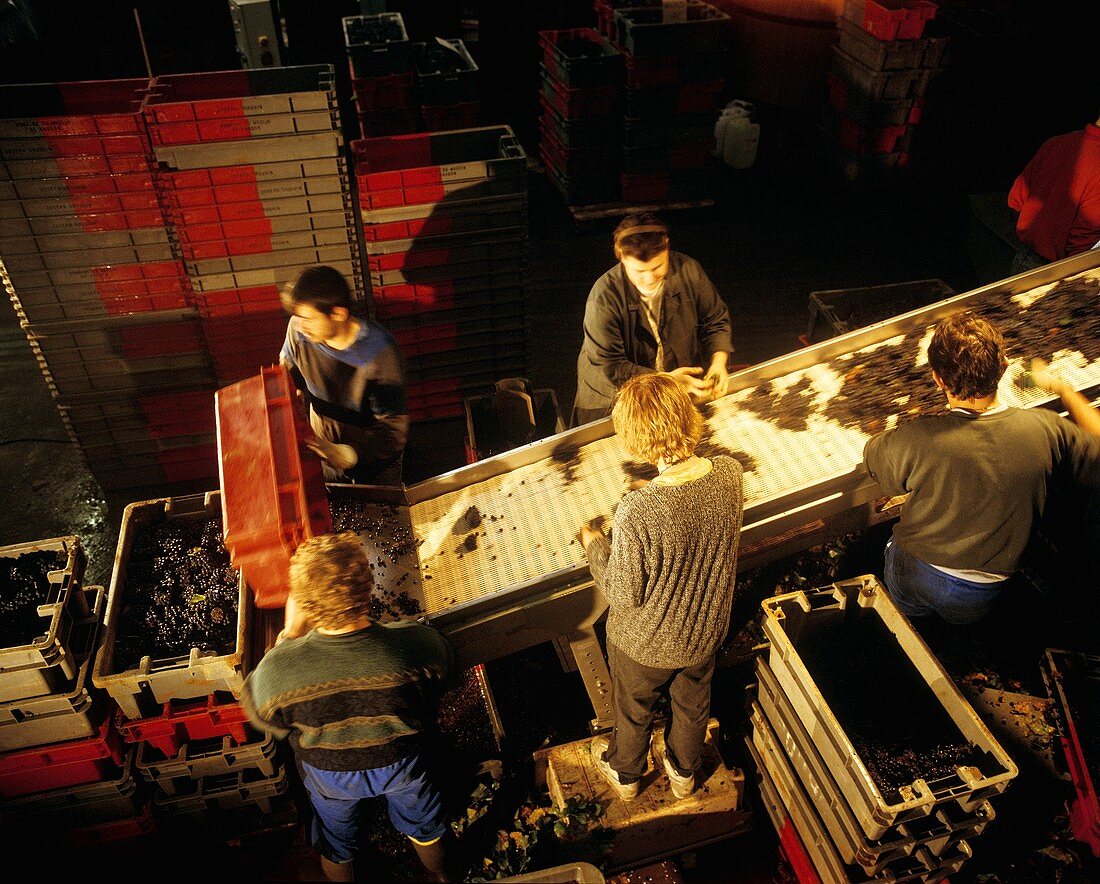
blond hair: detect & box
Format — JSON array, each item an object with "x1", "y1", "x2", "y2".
[
  {"x1": 613, "y1": 373, "x2": 702, "y2": 464},
  {"x1": 288, "y1": 532, "x2": 374, "y2": 630}
]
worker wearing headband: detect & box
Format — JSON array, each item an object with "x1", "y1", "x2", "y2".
[{"x1": 572, "y1": 213, "x2": 734, "y2": 426}]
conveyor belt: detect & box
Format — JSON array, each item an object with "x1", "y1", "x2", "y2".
[{"x1": 405, "y1": 259, "x2": 1100, "y2": 618}]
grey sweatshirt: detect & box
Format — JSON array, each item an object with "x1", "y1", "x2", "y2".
[{"x1": 587, "y1": 456, "x2": 744, "y2": 668}]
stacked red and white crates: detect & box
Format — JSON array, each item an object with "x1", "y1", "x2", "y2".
[
  {"x1": 91, "y1": 492, "x2": 289, "y2": 825},
  {"x1": 352, "y1": 126, "x2": 528, "y2": 421},
  {"x1": 0, "y1": 538, "x2": 140, "y2": 847},
  {"x1": 0, "y1": 79, "x2": 217, "y2": 491},
  {"x1": 589, "y1": 1, "x2": 728, "y2": 204},
  {"x1": 143, "y1": 66, "x2": 365, "y2": 391},
  {"x1": 825, "y1": 0, "x2": 949, "y2": 181},
  {"x1": 537, "y1": 28, "x2": 624, "y2": 207}
]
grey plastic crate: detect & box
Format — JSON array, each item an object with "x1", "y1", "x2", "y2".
[
  {"x1": 0, "y1": 745, "x2": 140, "y2": 829},
  {"x1": 343, "y1": 13, "x2": 411, "y2": 77},
  {"x1": 152, "y1": 763, "x2": 288, "y2": 815},
  {"x1": 136, "y1": 732, "x2": 277, "y2": 794},
  {"x1": 754, "y1": 666, "x2": 993, "y2": 873},
  {"x1": 92, "y1": 492, "x2": 249, "y2": 720},
  {"x1": 761, "y1": 576, "x2": 1018, "y2": 840},
  {"x1": 0, "y1": 536, "x2": 87, "y2": 686},
  {"x1": 806, "y1": 278, "x2": 954, "y2": 343},
  {"x1": 837, "y1": 18, "x2": 928, "y2": 71},
  {"x1": 0, "y1": 590, "x2": 103, "y2": 704},
  {"x1": 0, "y1": 587, "x2": 105, "y2": 751},
  {"x1": 746, "y1": 732, "x2": 973, "y2": 883},
  {"x1": 831, "y1": 46, "x2": 921, "y2": 99},
  {"x1": 153, "y1": 130, "x2": 343, "y2": 171},
  {"x1": 412, "y1": 38, "x2": 479, "y2": 105},
  {"x1": 613, "y1": 2, "x2": 730, "y2": 56}
]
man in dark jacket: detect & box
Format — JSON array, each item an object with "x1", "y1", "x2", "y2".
[
  {"x1": 242, "y1": 533, "x2": 457, "y2": 882},
  {"x1": 864, "y1": 312, "x2": 1100, "y2": 624},
  {"x1": 572, "y1": 213, "x2": 733, "y2": 426}
]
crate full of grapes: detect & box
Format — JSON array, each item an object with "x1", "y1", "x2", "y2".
[
  {"x1": 92, "y1": 492, "x2": 249, "y2": 720},
  {"x1": 0, "y1": 536, "x2": 87, "y2": 702}
]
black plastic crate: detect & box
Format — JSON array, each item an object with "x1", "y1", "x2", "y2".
[
  {"x1": 412, "y1": 39, "x2": 478, "y2": 105},
  {"x1": 538, "y1": 29, "x2": 623, "y2": 89},
  {"x1": 614, "y1": 3, "x2": 730, "y2": 57},
  {"x1": 343, "y1": 13, "x2": 412, "y2": 77}
]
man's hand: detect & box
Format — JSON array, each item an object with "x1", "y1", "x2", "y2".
[
  {"x1": 1029, "y1": 358, "x2": 1068, "y2": 396},
  {"x1": 578, "y1": 520, "x2": 605, "y2": 550},
  {"x1": 305, "y1": 435, "x2": 359, "y2": 471},
  {"x1": 668, "y1": 366, "x2": 712, "y2": 401},
  {"x1": 704, "y1": 352, "x2": 730, "y2": 400}
]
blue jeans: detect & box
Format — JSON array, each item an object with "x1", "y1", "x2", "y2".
[
  {"x1": 300, "y1": 754, "x2": 447, "y2": 863},
  {"x1": 883, "y1": 541, "x2": 1008, "y2": 625}
]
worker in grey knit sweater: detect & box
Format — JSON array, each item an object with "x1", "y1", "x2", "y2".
[{"x1": 579, "y1": 373, "x2": 744, "y2": 801}]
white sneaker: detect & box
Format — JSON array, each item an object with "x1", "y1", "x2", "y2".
[
  {"x1": 590, "y1": 736, "x2": 640, "y2": 801},
  {"x1": 656, "y1": 743, "x2": 695, "y2": 800}
]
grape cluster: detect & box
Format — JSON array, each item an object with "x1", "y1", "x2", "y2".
[
  {"x1": 112, "y1": 516, "x2": 239, "y2": 672},
  {"x1": 0, "y1": 550, "x2": 67, "y2": 647},
  {"x1": 328, "y1": 490, "x2": 424, "y2": 621}
]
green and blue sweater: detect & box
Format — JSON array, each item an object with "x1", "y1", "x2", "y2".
[{"x1": 241, "y1": 620, "x2": 457, "y2": 771}]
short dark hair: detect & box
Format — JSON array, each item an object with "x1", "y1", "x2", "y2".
[
  {"x1": 281, "y1": 265, "x2": 353, "y2": 315},
  {"x1": 927, "y1": 312, "x2": 1008, "y2": 399},
  {"x1": 613, "y1": 212, "x2": 669, "y2": 262}
]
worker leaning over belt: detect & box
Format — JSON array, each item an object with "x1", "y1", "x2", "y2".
[
  {"x1": 571, "y1": 212, "x2": 734, "y2": 426},
  {"x1": 863, "y1": 311, "x2": 1100, "y2": 625},
  {"x1": 579, "y1": 373, "x2": 744, "y2": 802},
  {"x1": 242, "y1": 533, "x2": 458, "y2": 883},
  {"x1": 280, "y1": 264, "x2": 408, "y2": 487}
]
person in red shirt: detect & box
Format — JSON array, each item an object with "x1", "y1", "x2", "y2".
[{"x1": 1008, "y1": 113, "x2": 1100, "y2": 273}]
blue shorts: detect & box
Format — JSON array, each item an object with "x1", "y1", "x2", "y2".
[
  {"x1": 300, "y1": 753, "x2": 447, "y2": 863},
  {"x1": 883, "y1": 540, "x2": 1008, "y2": 626}
]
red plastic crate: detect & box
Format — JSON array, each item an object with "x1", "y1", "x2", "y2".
[
  {"x1": 420, "y1": 102, "x2": 480, "y2": 132},
  {"x1": 539, "y1": 70, "x2": 618, "y2": 119},
  {"x1": 862, "y1": 0, "x2": 937, "y2": 41},
  {"x1": 0, "y1": 714, "x2": 125, "y2": 799},
  {"x1": 349, "y1": 64, "x2": 416, "y2": 110},
  {"x1": 538, "y1": 121, "x2": 616, "y2": 178},
  {"x1": 216, "y1": 364, "x2": 332, "y2": 608},
  {"x1": 61, "y1": 800, "x2": 155, "y2": 848},
  {"x1": 358, "y1": 107, "x2": 420, "y2": 138},
  {"x1": 115, "y1": 695, "x2": 253, "y2": 757},
  {"x1": 838, "y1": 118, "x2": 910, "y2": 154}
]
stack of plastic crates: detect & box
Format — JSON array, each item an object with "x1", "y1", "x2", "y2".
[
  {"x1": 343, "y1": 12, "x2": 419, "y2": 138},
  {"x1": 1042, "y1": 649, "x2": 1100, "y2": 858},
  {"x1": 352, "y1": 126, "x2": 528, "y2": 421},
  {"x1": 91, "y1": 492, "x2": 291, "y2": 828},
  {"x1": 537, "y1": 28, "x2": 623, "y2": 206},
  {"x1": 0, "y1": 79, "x2": 219, "y2": 491},
  {"x1": 825, "y1": 0, "x2": 949, "y2": 181},
  {"x1": 614, "y1": 2, "x2": 727, "y2": 202},
  {"x1": 143, "y1": 66, "x2": 365, "y2": 389},
  {"x1": 746, "y1": 576, "x2": 1018, "y2": 883},
  {"x1": 592, "y1": 1, "x2": 728, "y2": 203},
  {"x1": 413, "y1": 38, "x2": 480, "y2": 132},
  {"x1": 0, "y1": 538, "x2": 137, "y2": 849}
]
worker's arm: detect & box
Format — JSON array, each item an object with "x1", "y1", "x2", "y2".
[
  {"x1": 240, "y1": 673, "x2": 293, "y2": 740},
  {"x1": 1032, "y1": 358, "x2": 1100, "y2": 436},
  {"x1": 579, "y1": 284, "x2": 656, "y2": 394},
  {"x1": 689, "y1": 259, "x2": 734, "y2": 396},
  {"x1": 863, "y1": 428, "x2": 909, "y2": 497}
]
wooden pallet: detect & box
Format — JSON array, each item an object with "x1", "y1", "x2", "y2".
[{"x1": 534, "y1": 719, "x2": 752, "y2": 871}]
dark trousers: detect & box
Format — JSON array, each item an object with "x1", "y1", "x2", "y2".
[{"x1": 605, "y1": 641, "x2": 715, "y2": 784}]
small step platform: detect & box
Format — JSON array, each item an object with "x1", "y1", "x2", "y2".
[{"x1": 535, "y1": 719, "x2": 751, "y2": 871}]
